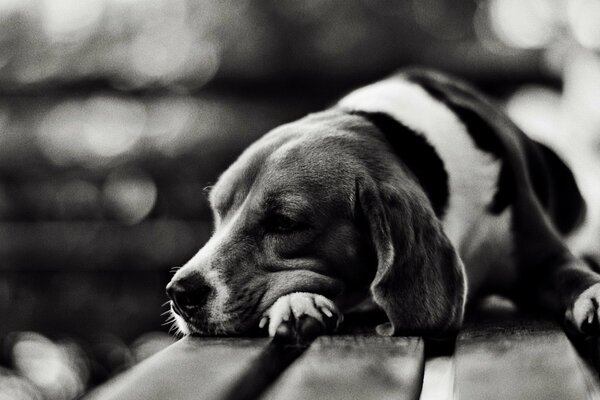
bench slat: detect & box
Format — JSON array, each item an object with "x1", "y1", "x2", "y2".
[
  {"x1": 454, "y1": 321, "x2": 591, "y2": 400},
  {"x1": 86, "y1": 337, "x2": 270, "y2": 400},
  {"x1": 419, "y1": 354, "x2": 456, "y2": 400},
  {"x1": 260, "y1": 335, "x2": 424, "y2": 400}
]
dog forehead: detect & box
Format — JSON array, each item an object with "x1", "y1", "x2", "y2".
[
  {"x1": 209, "y1": 133, "x2": 287, "y2": 208},
  {"x1": 211, "y1": 111, "x2": 367, "y2": 211},
  {"x1": 266, "y1": 121, "x2": 367, "y2": 175},
  {"x1": 262, "y1": 139, "x2": 361, "y2": 199}
]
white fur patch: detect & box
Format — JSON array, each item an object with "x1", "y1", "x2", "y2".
[
  {"x1": 173, "y1": 313, "x2": 191, "y2": 335},
  {"x1": 338, "y1": 77, "x2": 502, "y2": 252},
  {"x1": 204, "y1": 267, "x2": 231, "y2": 327}
]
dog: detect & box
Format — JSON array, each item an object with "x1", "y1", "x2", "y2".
[{"x1": 166, "y1": 68, "x2": 600, "y2": 340}]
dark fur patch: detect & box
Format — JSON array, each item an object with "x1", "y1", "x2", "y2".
[
  {"x1": 406, "y1": 75, "x2": 514, "y2": 214},
  {"x1": 526, "y1": 140, "x2": 586, "y2": 235},
  {"x1": 406, "y1": 72, "x2": 586, "y2": 233},
  {"x1": 347, "y1": 110, "x2": 449, "y2": 217}
]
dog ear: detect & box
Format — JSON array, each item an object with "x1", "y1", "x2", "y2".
[{"x1": 356, "y1": 175, "x2": 466, "y2": 336}]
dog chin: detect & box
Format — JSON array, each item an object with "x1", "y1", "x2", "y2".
[{"x1": 171, "y1": 310, "x2": 244, "y2": 336}]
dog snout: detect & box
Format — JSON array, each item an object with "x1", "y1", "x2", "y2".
[{"x1": 166, "y1": 274, "x2": 213, "y2": 318}]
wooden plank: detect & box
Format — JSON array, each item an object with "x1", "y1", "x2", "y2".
[
  {"x1": 261, "y1": 335, "x2": 425, "y2": 400},
  {"x1": 86, "y1": 336, "x2": 295, "y2": 400},
  {"x1": 454, "y1": 320, "x2": 591, "y2": 400}
]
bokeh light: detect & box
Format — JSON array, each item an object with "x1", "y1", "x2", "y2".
[
  {"x1": 0, "y1": 371, "x2": 43, "y2": 400},
  {"x1": 143, "y1": 97, "x2": 197, "y2": 156},
  {"x1": 1, "y1": 330, "x2": 176, "y2": 400},
  {"x1": 36, "y1": 101, "x2": 86, "y2": 166},
  {"x1": 83, "y1": 95, "x2": 146, "y2": 158},
  {"x1": 129, "y1": 25, "x2": 194, "y2": 84},
  {"x1": 0, "y1": 0, "x2": 237, "y2": 90},
  {"x1": 505, "y1": 86, "x2": 562, "y2": 141},
  {"x1": 37, "y1": 95, "x2": 146, "y2": 166},
  {"x1": 11, "y1": 333, "x2": 88, "y2": 400},
  {"x1": 39, "y1": 0, "x2": 104, "y2": 44},
  {"x1": 567, "y1": 0, "x2": 600, "y2": 50},
  {"x1": 102, "y1": 168, "x2": 157, "y2": 224},
  {"x1": 488, "y1": 0, "x2": 558, "y2": 49},
  {"x1": 562, "y1": 51, "x2": 600, "y2": 130}
]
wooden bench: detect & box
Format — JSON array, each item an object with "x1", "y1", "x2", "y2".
[{"x1": 87, "y1": 307, "x2": 600, "y2": 400}]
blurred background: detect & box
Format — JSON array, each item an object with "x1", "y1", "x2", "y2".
[{"x1": 0, "y1": 0, "x2": 599, "y2": 398}]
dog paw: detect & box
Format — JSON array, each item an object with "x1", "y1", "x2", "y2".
[
  {"x1": 260, "y1": 292, "x2": 342, "y2": 343},
  {"x1": 566, "y1": 283, "x2": 600, "y2": 335}
]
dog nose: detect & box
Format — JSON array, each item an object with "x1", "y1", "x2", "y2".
[{"x1": 166, "y1": 274, "x2": 212, "y2": 317}]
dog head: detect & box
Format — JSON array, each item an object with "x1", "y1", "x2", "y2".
[{"x1": 167, "y1": 109, "x2": 465, "y2": 335}]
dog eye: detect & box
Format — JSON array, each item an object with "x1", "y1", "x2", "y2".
[{"x1": 266, "y1": 214, "x2": 302, "y2": 233}]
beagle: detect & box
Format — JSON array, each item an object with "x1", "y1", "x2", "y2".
[{"x1": 166, "y1": 68, "x2": 600, "y2": 340}]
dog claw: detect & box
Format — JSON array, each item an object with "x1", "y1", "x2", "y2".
[
  {"x1": 321, "y1": 307, "x2": 333, "y2": 318},
  {"x1": 259, "y1": 316, "x2": 268, "y2": 329}
]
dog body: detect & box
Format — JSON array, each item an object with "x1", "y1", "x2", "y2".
[
  {"x1": 338, "y1": 75, "x2": 515, "y2": 297},
  {"x1": 167, "y1": 69, "x2": 600, "y2": 338}
]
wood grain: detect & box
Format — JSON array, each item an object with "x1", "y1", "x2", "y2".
[
  {"x1": 86, "y1": 337, "x2": 270, "y2": 400},
  {"x1": 454, "y1": 320, "x2": 591, "y2": 400},
  {"x1": 261, "y1": 335, "x2": 425, "y2": 400}
]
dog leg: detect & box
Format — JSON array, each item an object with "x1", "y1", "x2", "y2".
[
  {"x1": 527, "y1": 257, "x2": 600, "y2": 335},
  {"x1": 260, "y1": 292, "x2": 343, "y2": 342}
]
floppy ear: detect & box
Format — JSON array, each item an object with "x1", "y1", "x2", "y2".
[{"x1": 356, "y1": 176, "x2": 466, "y2": 336}]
